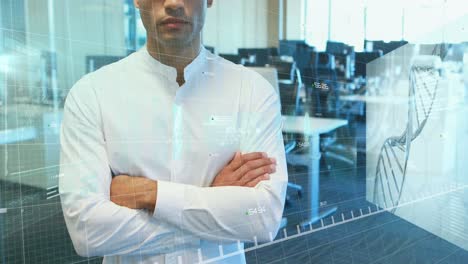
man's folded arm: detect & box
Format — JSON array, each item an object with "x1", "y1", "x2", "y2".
[
  {"x1": 153, "y1": 83, "x2": 288, "y2": 243},
  {"x1": 60, "y1": 73, "x2": 288, "y2": 256},
  {"x1": 59, "y1": 87, "x2": 200, "y2": 258},
  {"x1": 155, "y1": 176, "x2": 287, "y2": 243}
]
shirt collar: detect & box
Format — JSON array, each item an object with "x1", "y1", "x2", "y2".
[
  {"x1": 184, "y1": 47, "x2": 208, "y2": 81},
  {"x1": 139, "y1": 45, "x2": 208, "y2": 83}
]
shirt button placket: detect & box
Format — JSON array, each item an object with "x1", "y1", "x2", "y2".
[{"x1": 171, "y1": 82, "x2": 182, "y2": 182}]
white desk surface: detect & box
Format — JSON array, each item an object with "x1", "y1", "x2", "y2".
[
  {"x1": 340, "y1": 94, "x2": 407, "y2": 104},
  {"x1": 282, "y1": 115, "x2": 348, "y2": 135}
]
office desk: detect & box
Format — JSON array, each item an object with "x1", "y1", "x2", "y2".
[
  {"x1": 282, "y1": 115, "x2": 348, "y2": 226},
  {"x1": 340, "y1": 94, "x2": 407, "y2": 104}
]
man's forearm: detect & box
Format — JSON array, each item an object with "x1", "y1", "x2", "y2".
[
  {"x1": 110, "y1": 176, "x2": 158, "y2": 211},
  {"x1": 111, "y1": 152, "x2": 275, "y2": 212},
  {"x1": 111, "y1": 173, "x2": 285, "y2": 243},
  {"x1": 142, "y1": 179, "x2": 157, "y2": 211},
  {"x1": 154, "y1": 179, "x2": 287, "y2": 243}
]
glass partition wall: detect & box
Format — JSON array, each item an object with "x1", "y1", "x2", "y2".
[{"x1": 1, "y1": 1, "x2": 127, "y2": 263}]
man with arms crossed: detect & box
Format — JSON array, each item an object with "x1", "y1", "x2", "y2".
[{"x1": 59, "y1": 0, "x2": 288, "y2": 263}]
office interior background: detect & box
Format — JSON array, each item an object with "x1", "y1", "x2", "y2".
[{"x1": 1, "y1": 0, "x2": 468, "y2": 263}]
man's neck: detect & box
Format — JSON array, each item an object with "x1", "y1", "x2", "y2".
[{"x1": 146, "y1": 38, "x2": 202, "y2": 86}]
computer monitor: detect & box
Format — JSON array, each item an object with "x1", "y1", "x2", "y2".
[
  {"x1": 219, "y1": 54, "x2": 241, "y2": 64},
  {"x1": 326, "y1": 41, "x2": 355, "y2": 79},
  {"x1": 238, "y1": 48, "x2": 271, "y2": 66}
]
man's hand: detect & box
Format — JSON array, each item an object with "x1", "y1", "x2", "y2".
[
  {"x1": 110, "y1": 175, "x2": 157, "y2": 211},
  {"x1": 211, "y1": 152, "x2": 276, "y2": 188}
]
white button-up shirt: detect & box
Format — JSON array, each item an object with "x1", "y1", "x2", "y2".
[{"x1": 59, "y1": 46, "x2": 288, "y2": 264}]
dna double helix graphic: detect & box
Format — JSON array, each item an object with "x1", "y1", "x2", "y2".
[{"x1": 373, "y1": 46, "x2": 444, "y2": 213}]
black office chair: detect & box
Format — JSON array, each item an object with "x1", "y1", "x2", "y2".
[
  {"x1": 278, "y1": 70, "x2": 305, "y2": 204},
  {"x1": 279, "y1": 40, "x2": 305, "y2": 57},
  {"x1": 268, "y1": 57, "x2": 295, "y2": 81},
  {"x1": 292, "y1": 51, "x2": 337, "y2": 118},
  {"x1": 293, "y1": 51, "x2": 351, "y2": 167},
  {"x1": 293, "y1": 43, "x2": 316, "y2": 65},
  {"x1": 279, "y1": 81, "x2": 302, "y2": 117},
  {"x1": 314, "y1": 52, "x2": 338, "y2": 117},
  {"x1": 291, "y1": 44, "x2": 320, "y2": 116},
  {"x1": 326, "y1": 41, "x2": 355, "y2": 81}
]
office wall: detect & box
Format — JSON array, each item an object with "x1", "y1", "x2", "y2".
[
  {"x1": 203, "y1": 0, "x2": 280, "y2": 54},
  {"x1": 284, "y1": 0, "x2": 305, "y2": 40}
]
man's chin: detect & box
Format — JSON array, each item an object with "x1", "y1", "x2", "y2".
[{"x1": 156, "y1": 35, "x2": 192, "y2": 48}]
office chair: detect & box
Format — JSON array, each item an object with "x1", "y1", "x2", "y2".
[
  {"x1": 279, "y1": 40, "x2": 307, "y2": 57},
  {"x1": 314, "y1": 52, "x2": 355, "y2": 167},
  {"x1": 291, "y1": 44, "x2": 320, "y2": 116},
  {"x1": 293, "y1": 43, "x2": 317, "y2": 85},
  {"x1": 326, "y1": 41, "x2": 355, "y2": 81},
  {"x1": 291, "y1": 51, "x2": 339, "y2": 119},
  {"x1": 267, "y1": 57, "x2": 295, "y2": 81},
  {"x1": 293, "y1": 43, "x2": 312, "y2": 68},
  {"x1": 315, "y1": 52, "x2": 338, "y2": 117},
  {"x1": 278, "y1": 69, "x2": 305, "y2": 204},
  {"x1": 279, "y1": 80, "x2": 302, "y2": 117}
]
